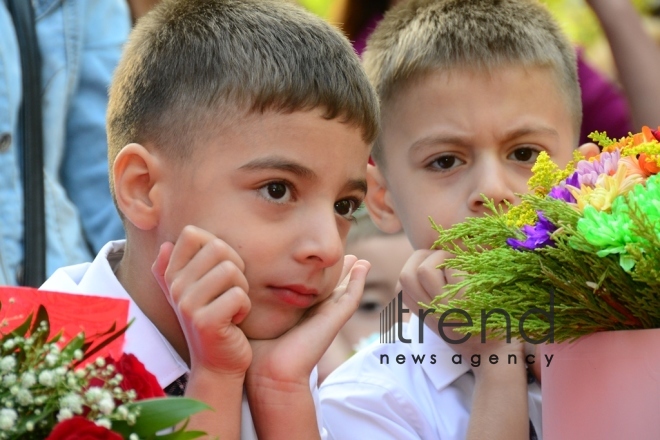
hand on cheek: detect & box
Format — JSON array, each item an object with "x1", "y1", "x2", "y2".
[
  {"x1": 399, "y1": 250, "x2": 525, "y2": 377},
  {"x1": 151, "y1": 225, "x2": 252, "y2": 378},
  {"x1": 247, "y1": 255, "x2": 370, "y2": 389}
]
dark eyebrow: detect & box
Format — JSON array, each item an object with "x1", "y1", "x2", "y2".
[
  {"x1": 500, "y1": 126, "x2": 559, "y2": 143},
  {"x1": 410, "y1": 135, "x2": 471, "y2": 155},
  {"x1": 239, "y1": 156, "x2": 317, "y2": 180},
  {"x1": 343, "y1": 178, "x2": 368, "y2": 195}
]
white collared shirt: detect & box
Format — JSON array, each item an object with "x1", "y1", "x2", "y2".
[
  {"x1": 320, "y1": 314, "x2": 542, "y2": 439},
  {"x1": 42, "y1": 240, "x2": 327, "y2": 440}
]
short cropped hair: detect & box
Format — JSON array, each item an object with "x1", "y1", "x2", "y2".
[
  {"x1": 107, "y1": 0, "x2": 379, "y2": 191},
  {"x1": 363, "y1": 0, "x2": 582, "y2": 165}
]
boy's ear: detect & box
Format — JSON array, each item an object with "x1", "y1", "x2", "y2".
[
  {"x1": 113, "y1": 143, "x2": 162, "y2": 231},
  {"x1": 365, "y1": 164, "x2": 403, "y2": 234}
]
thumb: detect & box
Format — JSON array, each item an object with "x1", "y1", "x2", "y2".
[
  {"x1": 577, "y1": 142, "x2": 600, "y2": 159},
  {"x1": 151, "y1": 241, "x2": 175, "y2": 295}
]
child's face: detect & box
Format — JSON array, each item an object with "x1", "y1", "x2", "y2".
[
  {"x1": 372, "y1": 65, "x2": 576, "y2": 250},
  {"x1": 159, "y1": 110, "x2": 370, "y2": 339},
  {"x1": 342, "y1": 233, "x2": 413, "y2": 347}
]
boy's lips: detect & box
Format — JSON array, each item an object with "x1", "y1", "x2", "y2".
[{"x1": 269, "y1": 284, "x2": 319, "y2": 308}]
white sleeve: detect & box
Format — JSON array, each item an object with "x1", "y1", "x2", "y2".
[
  {"x1": 311, "y1": 367, "x2": 329, "y2": 439},
  {"x1": 320, "y1": 379, "x2": 429, "y2": 439}
]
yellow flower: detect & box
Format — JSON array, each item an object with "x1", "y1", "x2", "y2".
[{"x1": 570, "y1": 164, "x2": 644, "y2": 212}]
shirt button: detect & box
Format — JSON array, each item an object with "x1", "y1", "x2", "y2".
[{"x1": 0, "y1": 133, "x2": 12, "y2": 152}]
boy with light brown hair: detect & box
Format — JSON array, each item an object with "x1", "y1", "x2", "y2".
[
  {"x1": 320, "y1": 0, "x2": 596, "y2": 438},
  {"x1": 41, "y1": 0, "x2": 380, "y2": 438}
]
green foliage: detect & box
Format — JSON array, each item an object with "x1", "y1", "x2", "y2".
[{"x1": 428, "y1": 188, "x2": 660, "y2": 343}]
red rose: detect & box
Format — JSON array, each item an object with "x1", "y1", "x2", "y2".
[
  {"x1": 46, "y1": 417, "x2": 123, "y2": 440},
  {"x1": 113, "y1": 353, "x2": 165, "y2": 399}
]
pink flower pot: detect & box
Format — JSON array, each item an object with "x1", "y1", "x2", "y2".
[{"x1": 541, "y1": 328, "x2": 660, "y2": 440}]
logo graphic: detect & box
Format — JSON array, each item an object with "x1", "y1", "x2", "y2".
[{"x1": 380, "y1": 289, "x2": 555, "y2": 345}]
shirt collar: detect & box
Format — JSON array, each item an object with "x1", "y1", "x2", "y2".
[{"x1": 405, "y1": 313, "x2": 471, "y2": 391}]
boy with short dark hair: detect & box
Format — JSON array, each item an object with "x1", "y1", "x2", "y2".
[
  {"x1": 320, "y1": 0, "x2": 591, "y2": 438},
  {"x1": 41, "y1": 0, "x2": 380, "y2": 438}
]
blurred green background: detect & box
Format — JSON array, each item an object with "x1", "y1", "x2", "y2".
[{"x1": 298, "y1": 0, "x2": 660, "y2": 80}]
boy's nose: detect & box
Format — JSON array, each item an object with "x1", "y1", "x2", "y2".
[
  {"x1": 467, "y1": 163, "x2": 517, "y2": 214},
  {"x1": 292, "y1": 209, "x2": 344, "y2": 269}
]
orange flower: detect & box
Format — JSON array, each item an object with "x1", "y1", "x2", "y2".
[{"x1": 639, "y1": 153, "x2": 659, "y2": 175}]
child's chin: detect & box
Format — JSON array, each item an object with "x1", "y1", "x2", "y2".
[{"x1": 238, "y1": 316, "x2": 296, "y2": 340}]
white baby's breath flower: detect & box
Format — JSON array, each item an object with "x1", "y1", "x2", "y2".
[
  {"x1": 56, "y1": 408, "x2": 74, "y2": 422},
  {"x1": 60, "y1": 393, "x2": 84, "y2": 414},
  {"x1": 38, "y1": 370, "x2": 55, "y2": 387},
  {"x1": 85, "y1": 387, "x2": 105, "y2": 404},
  {"x1": 45, "y1": 353, "x2": 59, "y2": 367},
  {"x1": 73, "y1": 349, "x2": 83, "y2": 360},
  {"x1": 21, "y1": 371, "x2": 36, "y2": 388},
  {"x1": 95, "y1": 418, "x2": 112, "y2": 429},
  {"x1": 95, "y1": 357, "x2": 106, "y2": 368},
  {"x1": 25, "y1": 421, "x2": 34, "y2": 432},
  {"x1": 16, "y1": 388, "x2": 33, "y2": 406},
  {"x1": 98, "y1": 396, "x2": 115, "y2": 415},
  {"x1": 2, "y1": 373, "x2": 17, "y2": 386},
  {"x1": 0, "y1": 408, "x2": 18, "y2": 431},
  {"x1": 67, "y1": 374, "x2": 78, "y2": 388},
  {"x1": 116, "y1": 405, "x2": 129, "y2": 419},
  {"x1": 0, "y1": 356, "x2": 16, "y2": 373},
  {"x1": 2, "y1": 338, "x2": 16, "y2": 350},
  {"x1": 129, "y1": 434, "x2": 139, "y2": 440}
]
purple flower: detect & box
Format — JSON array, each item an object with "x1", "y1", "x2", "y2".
[
  {"x1": 548, "y1": 186, "x2": 576, "y2": 203},
  {"x1": 565, "y1": 171, "x2": 580, "y2": 188},
  {"x1": 507, "y1": 212, "x2": 558, "y2": 250},
  {"x1": 574, "y1": 150, "x2": 620, "y2": 187},
  {"x1": 548, "y1": 171, "x2": 579, "y2": 203}
]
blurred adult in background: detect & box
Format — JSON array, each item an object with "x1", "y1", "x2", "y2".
[
  {"x1": 330, "y1": 0, "x2": 660, "y2": 142},
  {"x1": 586, "y1": 0, "x2": 660, "y2": 129},
  {"x1": 0, "y1": 0, "x2": 130, "y2": 285}
]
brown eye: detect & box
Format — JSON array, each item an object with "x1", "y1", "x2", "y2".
[
  {"x1": 436, "y1": 156, "x2": 456, "y2": 169},
  {"x1": 429, "y1": 155, "x2": 464, "y2": 172},
  {"x1": 267, "y1": 183, "x2": 287, "y2": 199},
  {"x1": 258, "y1": 181, "x2": 292, "y2": 203},
  {"x1": 334, "y1": 199, "x2": 359, "y2": 219},
  {"x1": 509, "y1": 147, "x2": 540, "y2": 163}
]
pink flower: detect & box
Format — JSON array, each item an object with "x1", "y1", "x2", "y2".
[{"x1": 575, "y1": 150, "x2": 620, "y2": 187}]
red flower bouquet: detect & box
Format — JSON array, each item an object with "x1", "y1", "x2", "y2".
[{"x1": 0, "y1": 288, "x2": 209, "y2": 440}]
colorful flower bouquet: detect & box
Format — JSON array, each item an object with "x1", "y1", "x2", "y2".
[
  {"x1": 0, "y1": 289, "x2": 209, "y2": 440},
  {"x1": 428, "y1": 126, "x2": 660, "y2": 341},
  {"x1": 427, "y1": 127, "x2": 660, "y2": 439}
]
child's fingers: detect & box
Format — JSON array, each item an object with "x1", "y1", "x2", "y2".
[
  {"x1": 289, "y1": 260, "x2": 370, "y2": 357},
  {"x1": 338, "y1": 254, "x2": 358, "y2": 287},
  {"x1": 336, "y1": 260, "x2": 370, "y2": 307},
  {"x1": 175, "y1": 260, "x2": 250, "y2": 316},
  {"x1": 196, "y1": 285, "x2": 252, "y2": 328},
  {"x1": 399, "y1": 250, "x2": 443, "y2": 308},
  {"x1": 577, "y1": 142, "x2": 600, "y2": 159},
  {"x1": 165, "y1": 226, "x2": 245, "y2": 285},
  {"x1": 152, "y1": 241, "x2": 175, "y2": 299},
  {"x1": 331, "y1": 255, "x2": 359, "y2": 298},
  {"x1": 416, "y1": 250, "x2": 452, "y2": 302}
]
